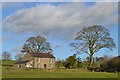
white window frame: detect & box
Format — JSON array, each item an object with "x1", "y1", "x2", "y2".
[{"x1": 37, "y1": 58, "x2": 40, "y2": 63}]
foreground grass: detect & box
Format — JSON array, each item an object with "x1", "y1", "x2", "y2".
[
  {"x1": 2, "y1": 60, "x2": 119, "y2": 78},
  {"x1": 2, "y1": 69, "x2": 118, "y2": 78}
]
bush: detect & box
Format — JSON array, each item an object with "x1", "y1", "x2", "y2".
[{"x1": 100, "y1": 56, "x2": 120, "y2": 72}]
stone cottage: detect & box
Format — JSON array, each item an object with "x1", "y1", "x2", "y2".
[{"x1": 14, "y1": 51, "x2": 55, "y2": 69}]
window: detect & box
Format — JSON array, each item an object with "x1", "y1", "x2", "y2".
[
  {"x1": 37, "y1": 58, "x2": 40, "y2": 63},
  {"x1": 18, "y1": 64, "x2": 22, "y2": 68}
]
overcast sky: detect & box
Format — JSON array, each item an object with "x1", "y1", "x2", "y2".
[{"x1": 2, "y1": 2, "x2": 118, "y2": 60}]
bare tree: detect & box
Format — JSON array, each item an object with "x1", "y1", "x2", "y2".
[
  {"x1": 70, "y1": 25, "x2": 116, "y2": 67},
  {"x1": 21, "y1": 36, "x2": 52, "y2": 53},
  {"x1": 15, "y1": 53, "x2": 24, "y2": 61},
  {"x1": 2, "y1": 51, "x2": 11, "y2": 60}
]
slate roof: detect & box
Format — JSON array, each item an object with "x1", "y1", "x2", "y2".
[
  {"x1": 29, "y1": 52, "x2": 55, "y2": 58},
  {"x1": 15, "y1": 60, "x2": 30, "y2": 64}
]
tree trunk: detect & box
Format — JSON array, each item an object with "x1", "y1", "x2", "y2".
[{"x1": 89, "y1": 55, "x2": 93, "y2": 68}]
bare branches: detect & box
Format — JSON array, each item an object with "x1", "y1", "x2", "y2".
[
  {"x1": 70, "y1": 25, "x2": 116, "y2": 67},
  {"x1": 71, "y1": 25, "x2": 115, "y2": 55}
]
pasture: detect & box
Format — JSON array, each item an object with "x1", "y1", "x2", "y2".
[{"x1": 2, "y1": 60, "x2": 119, "y2": 78}]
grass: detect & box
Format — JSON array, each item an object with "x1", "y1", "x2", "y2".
[
  {"x1": 2, "y1": 60, "x2": 119, "y2": 78},
  {"x1": 2, "y1": 60, "x2": 16, "y2": 66},
  {"x1": 2, "y1": 66, "x2": 119, "y2": 78}
]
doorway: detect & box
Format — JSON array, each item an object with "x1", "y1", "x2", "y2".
[{"x1": 44, "y1": 64, "x2": 47, "y2": 69}]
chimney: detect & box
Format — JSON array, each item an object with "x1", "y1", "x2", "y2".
[{"x1": 28, "y1": 50, "x2": 32, "y2": 53}]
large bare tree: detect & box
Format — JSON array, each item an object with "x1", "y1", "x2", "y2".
[
  {"x1": 70, "y1": 25, "x2": 116, "y2": 67},
  {"x1": 21, "y1": 36, "x2": 52, "y2": 53}
]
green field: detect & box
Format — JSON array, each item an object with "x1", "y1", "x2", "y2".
[
  {"x1": 2, "y1": 69, "x2": 119, "y2": 78},
  {"x1": 2, "y1": 60, "x2": 119, "y2": 78}
]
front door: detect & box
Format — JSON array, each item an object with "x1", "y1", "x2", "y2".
[{"x1": 44, "y1": 64, "x2": 47, "y2": 69}]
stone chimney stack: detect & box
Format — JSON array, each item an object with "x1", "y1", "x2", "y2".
[
  {"x1": 48, "y1": 49, "x2": 52, "y2": 54},
  {"x1": 28, "y1": 50, "x2": 32, "y2": 53}
]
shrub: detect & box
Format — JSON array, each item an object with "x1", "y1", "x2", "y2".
[{"x1": 100, "y1": 56, "x2": 120, "y2": 72}]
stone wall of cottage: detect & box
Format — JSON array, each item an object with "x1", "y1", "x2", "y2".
[{"x1": 33, "y1": 58, "x2": 55, "y2": 69}]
